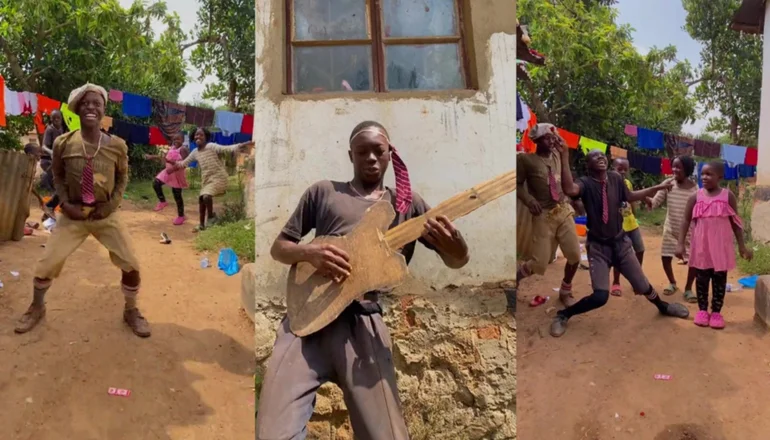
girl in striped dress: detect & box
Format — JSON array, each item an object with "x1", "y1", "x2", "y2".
[
  {"x1": 676, "y1": 161, "x2": 752, "y2": 329},
  {"x1": 174, "y1": 127, "x2": 253, "y2": 232},
  {"x1": 648, "y1": 156, "x2": 698, "y2": 303}
]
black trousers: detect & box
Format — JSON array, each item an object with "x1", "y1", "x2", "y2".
[{"x1": 153, "y1": 179, "x2": 184, "y2": 217}]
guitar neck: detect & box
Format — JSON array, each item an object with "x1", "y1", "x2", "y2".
[{"x1": 384, "y1": 170, "x2": 516, "y2": 251}]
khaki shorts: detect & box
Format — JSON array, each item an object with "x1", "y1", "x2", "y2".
[{"x1": 34, "y1": 213, "x2": 140, "y2": 279}]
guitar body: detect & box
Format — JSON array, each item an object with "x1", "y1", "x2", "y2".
[{"x1": 286, "y1": 201, "x2": 409, "y2": 337}]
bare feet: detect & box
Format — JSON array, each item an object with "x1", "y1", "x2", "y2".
[
  {"x1": 123, "y1": 308, "x2": 152, "y2": 338},
  {"x1": 15, "y1": 304, "x2": 46, "y2": 334}
]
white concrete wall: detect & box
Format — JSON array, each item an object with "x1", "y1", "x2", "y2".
[{"x1": 252, "y1": 1, "x2": 517, "y2": 295}]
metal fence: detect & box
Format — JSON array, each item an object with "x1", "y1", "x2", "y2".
[{"x1": 0, "y1": 150, "x2": 36, "y2": 242}]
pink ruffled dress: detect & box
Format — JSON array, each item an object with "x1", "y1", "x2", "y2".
[
  {"x1": 688, "y1": 188, "x2": 742, "y2": 272},
  {"x1": 155, "y1": 148, "x2": 188, "y2": 189}
]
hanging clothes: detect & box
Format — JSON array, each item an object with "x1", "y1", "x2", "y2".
[
  {"x1": 185, "y1": 105, "x2": 215, "y2": 127},
  {"x1": 636, "y1": 128, "x2": 664, "y2": 149},
  {"x1": 214, "y1": 110, "x2": 244, "y2": 134},
  {"x1": 693, "y1": 139, "x2": 720, "y2": 157},
  {"x1": 663, "y1": 133, "x2": 679, "y2": 157},
  {"x1": 738, "y1": 165, "x2": 756, "y2": 178},
  {"x1": 152, "y1": 99, "x2": 186, "y2": 138},
  {"x1": 610, "y1": 146, "x2": 627, "y2": 159},
  {"x1": 19, "y1": 92, "x2": 37, "y2": 115},
  {"x1": 60, "y1": 103, "x2": 80, "y2": 131},
  {"x1": 557, "y1": 128, "x2": 580, "y2": 149},
  {"x1": 745, "y1": 147, "x2": 758, "y2": 166},
  {"x1": 516, "y1": 100, "x2": 532, "y2": 132},
  {"x1": 149, "y1": 126, "x2": 167, "y2": 145},
  {"x1": 675, "y1": 136, "x2": 695, "y2": 157},
  {"x1": 720, "y1": 144, "x2": 747, "y2": 165},
  {"x1": 240, "y1": 114, "x2": 254, "y2": 135},
  {"x1": 109, "y1": 89, "x2": 124, "y2": 102},
  {"x1": 213, "y1": 132, "x2": 235, "y2": 145},
  {"x1": 122, "y1": 92, "x2": 152, "y2": 117},
  {"x1": 578, "y1": 137, "x2": 607, "y2": 154},
  {"x1": 234, "y1": 132, "x2": 252, "y2": 143},
  {"x1": 697, "y1": 162, "x2": 705, "y2": 188},
  {"x1": 627, "y1": 151, "x2": 644, "y2": 170},
  {"x1": 624, "y1": 124, "x2": 638, "y2": 137},
  {"x1": 520, "y1": 110, "x2": 538, "y2": 153},
  {"x1": 4, "y1": 86, "x2": 21, "y2": 115},
  {"x1": 128, "y1": 123, "x2": 150, "y2": 145},
  {"x1": 724, "y1": 164, "x2": 739, "y2": 181},
  {"x1": 111, "y1": 119, "x2": 132, "y2": 142},
  {"x1": 661, "y1": 158, "x2": 672, "y2": 175},
  {"x1": 641, "y1": 155, "x2": 662, "y2": 175},
  {"x1": 516, "y1": 94, "x2": 523, "y2": 122},
  {"x1": 187, "y1": 141, "x2": 198, "y2": 168},
  {"x1": 0, "y1": 76, "x2": 5, "y2": 127}
]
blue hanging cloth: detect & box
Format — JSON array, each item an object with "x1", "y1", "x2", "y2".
[{"x1": 217, "y1": 248, "x2": 240, "y2": 276}]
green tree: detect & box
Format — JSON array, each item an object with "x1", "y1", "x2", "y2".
[
  {"x1": 518, "y1": 0, "x2": 697, "y2": 147},
  {"x1": 682, "y1": 0, "x2": 762, "y2": 145},
  {"x1": 0, "y1": 0, "x2": 188, "y2": 103},
  {"x1": 188, "y1": 0, "x2": 255, "y2": 112}
]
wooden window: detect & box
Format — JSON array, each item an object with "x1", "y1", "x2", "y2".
[{"x1": 286, "y1": 0, "x2": 469, "y2": 94}]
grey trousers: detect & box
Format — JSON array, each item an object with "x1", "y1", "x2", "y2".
[{"x1": 256, "y1": 311, "x2": 409, "y2": 440}]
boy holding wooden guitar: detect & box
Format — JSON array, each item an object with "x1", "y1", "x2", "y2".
[{"x1": 256, "y1": 121, "x2": 470, "y2": 440}]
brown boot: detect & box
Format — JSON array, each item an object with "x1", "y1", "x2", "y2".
[
  {"x1": 123, "y1": 308, "x2": 151, "y2": 338},
  {"x1": 15, "y1": 305, "x2": 46, "y2": 334}
]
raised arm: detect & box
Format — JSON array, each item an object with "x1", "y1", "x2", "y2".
[
  {"x1": 649, "y1": 184, "x2": 669, "y2": 209},
  {"x1": 627, "y1": 179, "x2": 673, "y2": 202},
  {"x1": 207, "y1": 140, "x2": 254, "y2": 154},
  {"x1": 178, "y1": 149, "x2": 198, "y2": 168},
  {"x1": 558, "y1": 144, "x2": 581, "y2": 197}
]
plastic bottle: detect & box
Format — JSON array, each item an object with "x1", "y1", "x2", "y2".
[
  {"x1": 200, "y1": 257, "x2": 210, "y2": 269},
  {"x1": 726, "y1": 284, "x2": 742, "y2": 292}
]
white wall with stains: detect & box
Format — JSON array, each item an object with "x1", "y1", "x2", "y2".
[{"x1": 252, "y1": 0, "x2": 517, "y2": 295}]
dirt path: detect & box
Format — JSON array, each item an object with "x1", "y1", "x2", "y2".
[
  {"x1": 0, "y1": 202, "x2": 254, "y2": 440},
  {"x1": 517, "y1": 229, "x2": 770, "y2": 440}
]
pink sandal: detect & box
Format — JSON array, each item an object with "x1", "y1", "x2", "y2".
[
  {"x1": 709, "y1": 312, "x2": 725, "y2": 329},
  {"x1": 611, "y1": 284, "x2": 622, "y2": 297},
  {"x1": 693, "y1": 310, "x2": 710, "y2": 327},
  {"x1": 154, "y1": 201, "x2": 168, "y2": 212}
]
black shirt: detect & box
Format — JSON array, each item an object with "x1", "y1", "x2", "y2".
[{"x1": 577, "y1": 171, "x2": 630, "y2": 243}]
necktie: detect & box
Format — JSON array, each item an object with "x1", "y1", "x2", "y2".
[
  {"x1": 601, "y1": 179, "x2": 608, "y2": 224},
  {"x1": 390, "y1": 146, "x2": 412, "y2": 214},
  {"x1": 82, "y1": 157, "x2": 96, "y2": 204},
  {"x1": 547, "y1": 166, "x2": 559, "y2": 201}
]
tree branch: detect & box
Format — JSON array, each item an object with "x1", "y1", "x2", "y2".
[
  {"x1": 0, "y1": 35, "x2": 32, "y2": 90},
  {"x1": 180, "y1": 35, "x2": 220, "y2": 51}
]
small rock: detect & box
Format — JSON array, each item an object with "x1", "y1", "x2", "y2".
[{"x1": 25, "y1": 397, "x2": 33, "y2": 404}]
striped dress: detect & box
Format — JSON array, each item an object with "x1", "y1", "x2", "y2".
[
  {"x1": 651, "y1": 179, "x2": 698, "y2": 257},
  {"x1": 180, "y1": 143, "x2": 238, "y2": 197}
]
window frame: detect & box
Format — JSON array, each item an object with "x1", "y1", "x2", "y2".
[{"x1": 285, "y1": 0, "x2": 471, "y2": 95}]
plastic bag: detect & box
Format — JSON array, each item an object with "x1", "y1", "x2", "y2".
[
  {"x1": 738, "y1": 275, "x2": 758, "y2": 289},
  {"x1": 217, "y1": 248, "x2": 240, "y2": 276}
]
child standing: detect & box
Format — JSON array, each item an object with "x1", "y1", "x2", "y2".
[
  {"x1": 610, "y1": 158, "x2": 645, "y2": 296},
  {"x1": 173, "y1": 127, "x2": 253, "y2": 232},
  {"x1": 677, "y1": 161, "x2": 752, "y2": 329},
  {"x1": 649, "y1": 156, "x2": 698, "y2": 302},
  {"x1": 146, "y1": 132, "x2": 188, "y2": 225}
]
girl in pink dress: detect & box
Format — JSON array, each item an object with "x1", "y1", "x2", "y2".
[
  {"x1": 146, "y1": 132, "x2": 189, "y2": 225},
  {"x1": 676, "y1": 161, "x2": 752, "y2": 329}
]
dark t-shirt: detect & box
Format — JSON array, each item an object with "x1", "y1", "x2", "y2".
[
  {"x1": 577, "y1": 171, "x2": 630, "y2": 243},
  {"x1": 281, "y1": 181, "x2": 437, "y2": 296},
  {"x1": 42, "y1": 125, "x2": 64, "y2": 159}
]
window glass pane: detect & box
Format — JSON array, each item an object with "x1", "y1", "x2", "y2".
[
  {"x1": 382, "y1": 0, "x2": 458, "y2": 38},
  {"x1": 385, "y1": 44, "x2": 463, "y2": 90},
  {"x1": 293, "y1": 45, "x2": 373, "y2": 93},
  {"x1": 293, "y1": 0, "x2": 368, "y2": 41}
]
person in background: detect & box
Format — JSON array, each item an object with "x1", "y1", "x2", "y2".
[
  {"x1": 40, "y1": 110, "x2": 67, "y2": 219},
  {"x1": 610, "y1": 158, "x2": 645, "y2": 296},
  {"x1": 677, "y1": 161, "x2": 752, "y2": 329},
  {"x1": 145, "y1": 132, "x2": 189, "y2": 225}
]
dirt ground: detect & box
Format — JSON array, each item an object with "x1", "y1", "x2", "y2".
[
  {"x1": 0, "y1": 202, "x2": 254, "y2": 440},
  {"x1": 517, "y1": 229, "x2": 770, "y2": 440}
]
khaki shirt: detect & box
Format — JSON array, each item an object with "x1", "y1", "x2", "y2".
[{"x1": 517, "y1": 151, "x2": 564, "y2": 211}]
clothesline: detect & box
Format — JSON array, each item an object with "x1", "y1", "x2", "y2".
[{"x1": 0, "y1": 75, "x2": 253, "y2": 146}]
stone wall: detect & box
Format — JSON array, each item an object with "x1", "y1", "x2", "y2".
[{"x1": 254, "y1": 280, "x2": 517, "y2": 440}]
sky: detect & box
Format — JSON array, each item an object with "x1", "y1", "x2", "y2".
[
  {"x1": 615, "y1": 0, "x2": 720, "y2": 135},
  {"x1": 118, "y1": 0, "x2": 221, "y2": 105}
]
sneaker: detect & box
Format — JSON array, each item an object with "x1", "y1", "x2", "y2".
[
  {"x1": 550, "y1": 314, "x2": 569, "y2": 337},
  {"x1": 123, "y1": 308, "x2": 151, "y2": 338},
  {"x1": 14, "y1": 305, "x2": 46, "y2": 334},
  {"x1": 611, "y1": 284, "x2": 622, "y2": 297},
  {"x1": 693, "y1": 310, "x2": 710, "y2": 327},
  {"x1": 153, "y1": 201, "x2": 168, "y2": 212},
  {"x1": 709, "y1": 312, "x2": 725, "y2": 329},
  {"x1": 172, "y1": 216, "x2": 185, "y2": 226},
  {"x1": 661, "y1": 302, "x2": 690, "y2": 319}
]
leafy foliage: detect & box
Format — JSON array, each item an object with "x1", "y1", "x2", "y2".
[
  {"x1": 682, "y1": 0, "x2": 762, "y2": 145},
  {"x1": 189, "y1": 0, "x2": 255, "y2": 112}
]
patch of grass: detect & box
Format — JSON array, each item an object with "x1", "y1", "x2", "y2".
[
  {"x1": 737, "y1": 241, "x2": 770, "y2": 275},
  {"x1": 635, "y1": 206, "x2": 666, "y2": 230},
  {"x1": 125, "y1": 174, "x2": 244, "y2": 209},
  {"x1": 194, "y1": 219, "x2": 255, "y2": 263}
]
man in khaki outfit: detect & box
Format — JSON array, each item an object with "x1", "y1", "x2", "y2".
[
  {"x1": 14, "y1": 83, "x2": 151, "y2": 338},
  {"x1": 516, "y1": 123, "x2": 582, "y2": 306}
]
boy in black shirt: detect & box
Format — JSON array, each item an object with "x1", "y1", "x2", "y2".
[{"x1": 551, "y1": 145, "x2": 689, "y2": 337}]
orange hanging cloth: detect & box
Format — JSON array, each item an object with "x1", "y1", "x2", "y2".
[
  {"x1": 557, "y1": 128, "x2": 580, "y2": 149},
  {"x1": 520, "y1": 111, "x2": 538, "y2": 153},
  {"x1": 35, "y1": 94, "x2": 62, "y2": 133},
  {"x1": 0, "y1": 75, "x2": 6, "y2": 127}
]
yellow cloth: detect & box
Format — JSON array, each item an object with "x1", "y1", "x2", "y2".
[
  {"x1": 60, "y1": 103, "x2": 81, "y2": 131},
  {"x1": 610, "y1": 145, "x2": 627, "y2": 158},
  {"x1": 622, "y1": 179, "x2": 639, "y2": 232},
  {"x1": 101, "y1": 116, "x2": 113, "y2": 131},
  {"x1": 34, "y1": 212, "x2": 140, "y2": 279},
  {"x1": 579, "y1": 137, "x2": 608, "y2": 154}
]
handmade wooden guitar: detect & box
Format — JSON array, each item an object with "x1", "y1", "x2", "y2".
[{"x1": 286, "y1": 170, "x2": 516, "y2": 337}]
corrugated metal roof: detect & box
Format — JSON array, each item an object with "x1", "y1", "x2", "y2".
[
  {"x1": 731, "y1": 0, "x2": 766, "y2": 34},
  {"x1": 0, "y1": 150, "x2": 36, "y2": 242}
]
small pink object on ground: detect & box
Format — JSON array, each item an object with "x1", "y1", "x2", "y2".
[
  {"x1": 108, "y1": 387, "x2": 131, "y2": 397},
  {"x1": 653, "y1": 374, "x2": 672, "y2": 381}
]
